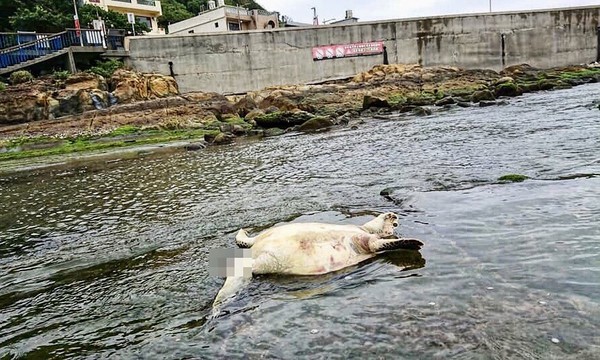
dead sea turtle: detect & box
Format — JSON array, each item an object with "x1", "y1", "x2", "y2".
[{"x1": 212, "y1": 212, "x2": 424, "y2": 313}]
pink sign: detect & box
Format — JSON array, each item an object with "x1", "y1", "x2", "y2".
[{"x1": 312, "y1": 41, "x2": 384, "y2": 61}]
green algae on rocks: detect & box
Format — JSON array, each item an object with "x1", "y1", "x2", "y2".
[{"x1": 498, "y1": 174, "x2": 529, "y2": 183}]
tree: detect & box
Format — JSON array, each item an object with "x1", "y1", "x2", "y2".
[
  {"x1": 9, "y1": 5, "x2": 70, "y2": 32},
  {"x1": 0, "y1": 0, "x2": 266, "y2": 33},
  {"x1": 79, "y1": 4, "x2": 150, "y2": 33},
  {"x1": 158, "y1": 0, "x2": 193, "y2": 29},
  {"x1": 185, "y1": 0, "x2": 204, "y2": 15}
]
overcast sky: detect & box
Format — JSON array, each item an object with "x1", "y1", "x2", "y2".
[{"x1": 258, "y1": 0, "x2": 600, "y2": 24}]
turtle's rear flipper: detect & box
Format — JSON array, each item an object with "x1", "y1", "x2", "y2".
[
  {"x1": 372, "y1": 238, "x2": 424, "y2": 252},
  {"x1": 235, "y1": 229, "x2": 255, "y2": 248}
]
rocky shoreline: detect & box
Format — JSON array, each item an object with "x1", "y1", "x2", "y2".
[{"x1": 1, "y1": 63, "x2": 599, "y2": 162}]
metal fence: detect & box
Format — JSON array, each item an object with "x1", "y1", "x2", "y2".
[
  {"x1": 0, "y1": 29, "x2": 105, "y2": 69},
  {"x1": 0, "y1": 32, "x2": 54, "y2": 50}
]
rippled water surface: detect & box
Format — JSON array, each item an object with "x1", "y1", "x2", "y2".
[{"x1": 1, "y1": 84, "x2": 599, "y2": 359}]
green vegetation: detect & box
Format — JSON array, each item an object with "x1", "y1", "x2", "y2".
[
  {"x1": 158, "y1": 0, "x2": 265, "y2": 31},
  {"x1": 223, "y1": 115, "x2": 249, "y2": 125},
  {"x1": 0, "y1": 82, "x2": 6, "y2": 91},
  {"x1": 388, "y1": 93, "x2": 407, "y2": 106},
  {"x1": 388, "y1": 91, "x2": 438, "y2": 106},
  {"x1": 88, "y1": 59, "x2": 124, "y2": 78},
  {"x1": 52, "y1": 70, "x2": 70, "y2": 80},
  {"x1": 1, "y1": 0, "x2": 266, "y2": 34},
  {"x1": 558, "y1": 68, "x2": 600, "y2": 81},
  {"x1": 109, "y1": 125, "x2": 140, "y2": 136},
  {"x1": 1, "y1": 1, "x2": 149, "y2": 33},
  {"x1": 9, "y1": 70, "x2": 33, "y2": 85},
  {"x1": 498, "y1": 174, "x2": 529, "y2": 183},
  {"x1": 495, "y1": 82, "x2": 521, "y2": 97},
  {"x1": 0, "y1": 128, "x2": 219, "y2": 161}
]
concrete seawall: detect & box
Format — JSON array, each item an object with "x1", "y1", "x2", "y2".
[{"x1": 127, "y1": 6, "x2": 600, "y2": 94}]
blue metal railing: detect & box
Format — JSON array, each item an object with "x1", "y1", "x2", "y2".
[
  {"x1": 0, "y1": 29, "x2": 105, "y2": 69},
  {"x1": 0, "y1": 32, "x2": 54, "y2": 50}
]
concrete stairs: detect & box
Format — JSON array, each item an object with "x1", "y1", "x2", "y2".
[{"x1": 0, "y1": 48, "x2": 70, "y2": 76}]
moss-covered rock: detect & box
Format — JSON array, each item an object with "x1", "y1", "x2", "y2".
[
  {"x1": 245, "y1": 108, "x2": 265, "y2": 123},
  {"x1": 518, "y1": 82, "x2": 541, "y2": 93},
  {"x1": 254, "y1": 110, "x2": 313, "y2": 128},
  {"x1": 494, "y1": 82, "x2": 522, "y2": 97},
  {"x1": 298, "y1": 116, "x2": 334, "y2": 131},
  {"x1": 498, "y1": 174, "x2": 529, "y2": 183},
  {"x1": 537, "y1": 79, "x2": 559, "y2": 91},
  {"x1": 406, "y1": 92, "x2": 437, "y2": 106},
  {"x1": 471, "y1": 90, "x2": 495, "y2": 102}
]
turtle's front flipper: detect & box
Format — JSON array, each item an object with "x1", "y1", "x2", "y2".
[
  {"x1": 235, "y1": 229, "x2": 255, "y2": 248},
  {"x1": 212, "y1": 275, "x2": 252, "y2": 317},
  {"x1": 370, "y1": 237, "x2": 424, "y2": 252}
]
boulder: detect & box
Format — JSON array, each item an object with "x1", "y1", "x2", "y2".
[
  {"x1": 234, "y1": 95, "x2": 258, "y2": 117},
  {"x1": 298, "y1": 116, "x2": 334, "y2": 131},
  {"x1": 111, "y1": 69, "x2": 178, "y2": 104},
  {"x1": 0, "y1": 86, "x2": 48, "y2": 124},
  {"x1": 146, "y1": 74, "x2": 178, "y2": 98},
  {"x1": 479, "y1": 100, "x2": 497, "y2": 107},
  {"x1": 206, "y1": 132, "x2": 235, "y2": 145},
  {"x1": 435, "y1": 96, "x2": 456, "y2": 106},
  {"x1": 471, "y1": 90, "x2": 495, "y2": 102},
  {"x1": 494, "y1": 82, "x2": 522, "y2": 97},
  {"x1": 412, "y1": 106, "x2": 433, "y2": 116},
  {"x1": 258, "y1": 93, "x2": 299, "y2": 111},
  {"x1": 537, "y1": 79, "x2": 559, "y2": 91},
  {"x1": 363, "y1": 94, "x2": 390, "y2": 109},
  {"x1": 254, "y1": 110, "x2": 314, "y2": 128},
  {"x1": 65, "y1": 73, "x2": 107, "y2": 91},
  {"x1": 492, "y1": 76, "x2": 515, "y2": 86},
  {"x1": 184, "y1": 142, "x2": 207, "y2": 151}
]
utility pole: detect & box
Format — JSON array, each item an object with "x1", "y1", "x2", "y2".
[
  {"x1": 489, "y1": 0, "x2": 492, "y2": 12},
  {"x1": 311, "y1": 7, "x2": 318, "y2": 25},
  {"x1": 72, "y1": 0, "x2": 83, "y2": 46}
]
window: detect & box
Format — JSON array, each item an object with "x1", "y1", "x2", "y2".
[
  {"x1": 188, "y1": 30, "x2": 194, "y2": 33},
  {"x1": 135, "y1": 16, "x2": 152, "y2": 29},
  {"x1": 228, "y1": 22, "x2": 240, "y2": 31},
  {"x1": 214, "y1": 22, "x2": 219, "y2": 28}
]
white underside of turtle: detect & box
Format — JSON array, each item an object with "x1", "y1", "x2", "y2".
[{"x1": 212, "y1": 212, "x2": 424, "y2": 315}]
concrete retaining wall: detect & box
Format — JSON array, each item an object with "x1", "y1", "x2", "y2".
[{"x1": 127, "y1": 6, "x2": 600, "y2": 94}]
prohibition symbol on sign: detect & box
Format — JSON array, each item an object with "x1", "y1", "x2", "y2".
[
  {"x1": 325, "y1": 47, "x2": 334, "y2": 58},
  {"x1": 314, "y1": 48, "x2": 324, "y2": 60},
  {"x1": 335, "y1": 46, "x2": 345, "y2": 57}
]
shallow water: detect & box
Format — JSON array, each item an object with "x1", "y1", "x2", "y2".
[{"x1": 1, "y1": 84, "x2": 599, "y2": 359}]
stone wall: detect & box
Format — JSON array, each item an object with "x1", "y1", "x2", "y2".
[{"x1": 127, "y1": 6, "x2": 600, "y2": 93}]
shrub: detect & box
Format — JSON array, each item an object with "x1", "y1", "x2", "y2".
[
  {"x1": 53, "y1": 70, "x2": 70, "y2": 80},
  {"x1": 89, "y1": 59, "x2": 124, "y2": 78},
  {"x1": 10, "y1": 70, "x2": 33, "y2": 85},
  {"x1": 0, "y1": 82, "x2": 6, "y2": 91}
]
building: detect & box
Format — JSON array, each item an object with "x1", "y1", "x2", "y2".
[
  {"x1": 282, "y1": 10, "x2": 357, "y2": 28},
  {"x1": 330, "y1": 10, "x2": 359, "y2": 25},
  {"x1": 81, "y1": 0, "x2": 164, "y2": 35},
  {"x1": 168, "y1": 0, "x2": 279, "y2": 35}
]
